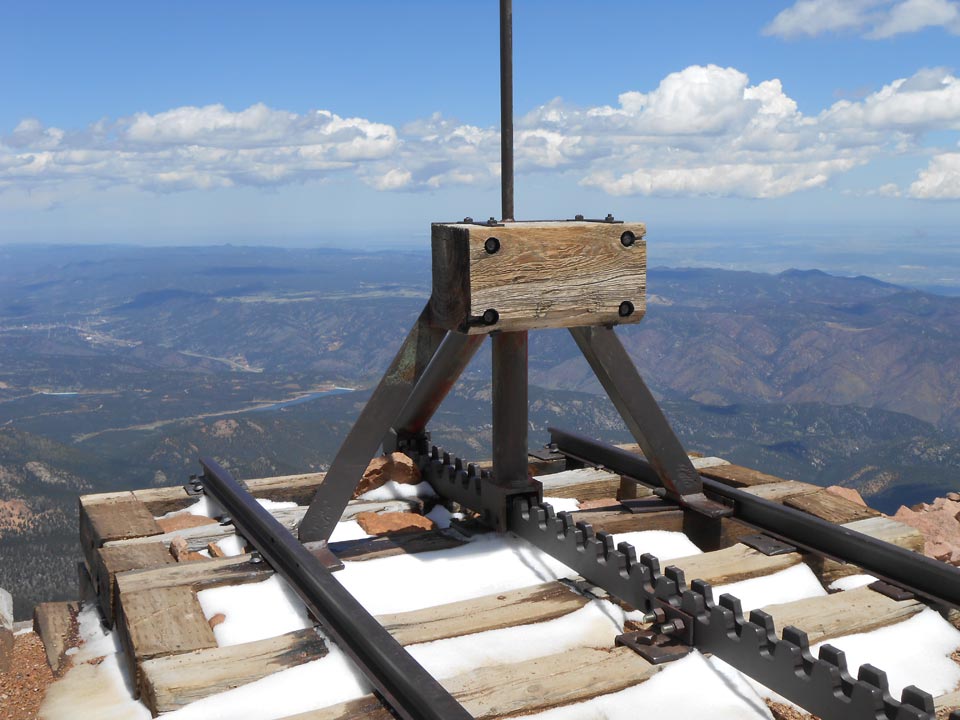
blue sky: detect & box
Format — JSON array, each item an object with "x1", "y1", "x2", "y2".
[{"x1": 1, "y1": 0, "x2": 959, "y2": 282}]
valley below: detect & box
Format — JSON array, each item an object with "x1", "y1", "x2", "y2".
[{"x1": 1, "y1": 243, "x2": 958, "y2": 618}]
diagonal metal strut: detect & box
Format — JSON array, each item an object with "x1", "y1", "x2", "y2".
[{"x1": 570, "y1": 325, "x2": 730, "y2": 518}]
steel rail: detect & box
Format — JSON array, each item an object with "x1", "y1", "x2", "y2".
[
  {"x1": 198, "y1": 458, "x2": 474, "y2": 720},
  {"x1": 549, "y1": 427, "x2": 960, "y2": 609}
]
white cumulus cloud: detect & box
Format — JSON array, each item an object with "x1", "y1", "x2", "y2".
[
  {"x1": 765, "y1": 0, "x2": 960, "y2": 38},
  {"x1": 2, "y1": 64, "x2": 960, "y2": 201}
]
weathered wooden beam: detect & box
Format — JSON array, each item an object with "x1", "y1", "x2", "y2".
[
  {"x1": 571, "y1": 507, "x2": 685, "y2": 535},
  {"x1": 761, "y1": 586, "x2": 924, "y2": 644},
  {"x1": 32, "y1": 601, "x2": 79, "y2": 676},
  {"x1": 666, "y1": 543, "x2": 802, "y2": 586},
  {"x1": 431, "y1": 220, "x2": 647, "y2": 334},
  {"x1": 116, "y1": 586, "x2": 217, "y2": 694},
  {"x1": 536, "y1": 467, "x2": 624, "y2": 501},
  {"x1": 379, "y1": 581, "x2": 588, "y2": 646},
  {"x1": 286, "y1": 646, "x2": 658, "y2": 720},
  {"x1": 784, "y1": 490, "x2": 881, "y2": 524},
  {"x1": 140, "y1": 628, "x2": 328, "y2": 714},
  {"x1": 699, "y1": 464, "x2": 794, "y2": 488},
  {"x1": 116, "y1": 554, "x2": 269, "y2": 596},
  {"x1": 96, "y1": 543, "x2": 177, "y2": 625},
  {"x1": 79, "y1": 492, "x2": 162, "y2": 581},
  {"x1": 103, "y1": 499, "x2": 422, "y2": 553}
]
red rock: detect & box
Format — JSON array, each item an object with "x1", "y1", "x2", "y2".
[
  {"x1": 355, "y1": 511, "x2": 435, "y2": 536},
  {"x1": 824, "y1": 486, "x2": 867, "y2": 507},
  {"x1": 207, "y1": 541, "x2": 227, "y2": 558},
  {"x1": 169, "y1": 536, "x2": 209, "y2": 563},
  {"x1": 208, "y1": 613, "x2": 226, "y2": 629},
  {"x1": 157, "y1": 513, "x2": 219, "y2": 533},
  {"x1": 895, "y1": 499, "x2": 960, "y2": 566},
  {"x1": 352, "y1": 453, "x2": 421, "y2": 498}
]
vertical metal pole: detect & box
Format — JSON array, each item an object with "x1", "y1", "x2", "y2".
[
  {"x1": 499, "y1": 0, "x2": 514, "y2": 222},
  {"x1": 492, "y1": 331, "x2": 528, "y2": 488}
]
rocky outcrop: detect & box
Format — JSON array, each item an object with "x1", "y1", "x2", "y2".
[
  {"x1": 894, "y1": 496, "x2": 960, "y2": 564},
  {"x1": 352, "y1": 453, "x2": 421, "y2": 498},
  {"x1": 355, "y1": 511, "x2": 435, "y2": 536}
]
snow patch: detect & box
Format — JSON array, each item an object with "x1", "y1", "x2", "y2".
[
  {"x1": 813, "y1": 608, "x2": 960, "y2": 698},
  {"x1": 515, "y1": 651, "x2": 773, "y2": 720},
  {"x1": 829, "y1": 574, "x2": 878, "y2": 591},
  {"x1": 614, "y1": 529, "x2": 703, "y2": 560},
  {"x1": 714, "y1": 563, "x2": 827, "y2": 610},
  {"x1": 410, "y1": 600, "x2": 626, "y2": 680},
  {"x1": 198, "y1": 575, "x2": 312, "y2": 647},
  {"x1": 542, "y1": 496, "x2": 581, "y2": 513},
  {"x1": 356, "y1": 480, "x2": 437, "y2": 502}
]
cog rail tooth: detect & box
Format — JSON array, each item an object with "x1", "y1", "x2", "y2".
[{"x1": 410, "y1": 444, "x2": 941, "y2": 720}]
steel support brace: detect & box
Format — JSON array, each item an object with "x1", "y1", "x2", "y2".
[
  {"x1": 549, "y1": 427, "x2": 960, "y2": 610},
  {"x1": 492, "y1": 331, "x2": 529, "y2": 488},
  {"x1": 199, "y1": 458, "x2": 473, "y2": 720},
  {"x1": 385, "y1": 332, "x2": 486, "y2": 453},
  {"x1": 299, "y1": 303, "x2": 446, "y2": 543},
  {"x1": 569, "y1": 325, "x2": 728, "y2": 518}
]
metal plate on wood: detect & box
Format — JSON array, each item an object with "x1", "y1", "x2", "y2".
[
  {"x1": 740, "y1": 534, "x2": 798, "y2": 557},
  {"x1": 868, "y1": 580, "x2": 916, "y2": 602}
]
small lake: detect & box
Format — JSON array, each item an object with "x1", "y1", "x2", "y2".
[{"x1": 248, "y1": 388, "x2": 354, "y2": 413}]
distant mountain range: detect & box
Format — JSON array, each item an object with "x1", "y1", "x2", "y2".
[{"x1": 0, "y1": 244, "x2": 958, "y2": 617}]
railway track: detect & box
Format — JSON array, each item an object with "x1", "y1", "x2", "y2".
[{"x1": 62, "y1": 442, "x2": 960, "y2": 720}]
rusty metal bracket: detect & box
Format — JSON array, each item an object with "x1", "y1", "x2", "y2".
[
  {"x1": 740, "y1": 534, "x2": 798, "y2": 557},
  {"x1": 868, "y1": 580, "x2": 916, "y2": 602},
  {"x1": 616, "y1": 629, "x2": 693, "y2": 665}
]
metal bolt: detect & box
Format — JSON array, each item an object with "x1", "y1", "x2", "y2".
[
  {"x1": 659, "y1": 619, "x2": 685, "y2": 635},
  {"x1": 618, "y1": 301, "x2": 635, "y2": 318},
  {"x1": 641, "y1": 608, "x2": 665, "y2": 624},
  {"x1": 485, "y1": 237, "x2": 501, "y2": 254},
  {"x1": 250, "y1": 555, "x2": 263, "y2": 564},
  {"x1": 488, "y1": 216, "x2": 497, "y2": 225},
  {"x1": 620, "y1": 231, "x2": 636, "y2": 247},
  {"x1": 605, "y1": 213, "x2": 615, "y2": 222},
  {"x1": 192, "y1": 483, "x2": 204, "y2": 492},
  {"x1": 482, "y1": 308, "x2": 500, "y2": 325}
]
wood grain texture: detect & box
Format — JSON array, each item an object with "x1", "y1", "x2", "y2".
[
  {"x1": 784, "y1": 490, "x2": 881, "y2": 524},
  {"x1": 761, "y1": 586, "x2": 924, "y2": 644},
  {"x1": 431, "y1": 221, "x2": 647, "y2": 333},
  {"x1": 287, "y1": 647, "x2": 658, "y2": 720},
  {"x1": 666, "y1": 543, "x2": 802, "y2": 586},
  {"x1": 571, "y1": 507, "x2": 685, "y2": 535},
  {"x1": 79, "y1": 493, "x2": 162, "y2": 584},
  {"x1": 104, "y1": 499, "x2": 421, "y2": 553},
  {"x1": 699, "y1": 464, "x2": 793, "y2": 488},
  {"x1": 537, "y1": 467, "x2": 624, "y2": 501},
  {"x1": 378, "y1": 581, "x2": 588, "y2": 646},
  {"x1": 116, "y1": 554, "x2": 270, "y2": 595},
  {"x1": 117, "y1": 586, "x2": 217, "y2": 694},
  {"x1": 32, "y1": 601, "x2": 78, "y2": 675},
  {"x1": 741, "y1": 480, "x2": 821, "y2": 502},
  {"x1": 79, "y1": 471, "x2": 329, "y2": 516},
  {"x1": 96, "y1": 543, "x2": 177, "y2": 625},
  {"x1": 140, "y1": 628, "x2": 328, "y2": 713}
]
